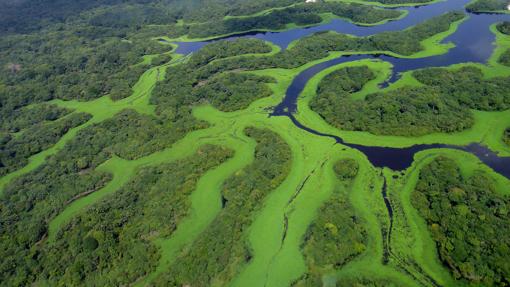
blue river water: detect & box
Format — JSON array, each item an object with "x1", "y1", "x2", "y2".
[{"x1": 170, "y1": 0, "x2": 510, "y2": 177}]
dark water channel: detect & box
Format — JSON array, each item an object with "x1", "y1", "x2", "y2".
[{"x1": 172, "y1": 0, "x2": 510, "y2": 178}]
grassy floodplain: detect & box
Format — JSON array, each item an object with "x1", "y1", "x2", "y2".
[
  {"x1": 294, "y1": 21, "x2": 510, "y2": 157},
  {"x1": 2, "y1": 2, "x2": 510, "y2": 286}
]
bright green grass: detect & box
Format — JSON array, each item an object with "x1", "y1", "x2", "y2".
[
  {"x1": 0, "y1": 56, "x2": 182, "y2": 196},
  {"x1": 2, "y1": 14, "x2": 510, "y2": 287}
]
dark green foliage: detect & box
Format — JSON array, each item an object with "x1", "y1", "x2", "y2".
[
  {"x1": 150, "y1": 54, "x2": 173, "y2": 67},
  {"x1": 0, "y1": 0, "x2": 150, "y2": 34},
  {"x1": 0, "y1": 112, "x2": 91, "y2": 176},
  {"x1": 312, "y1": 65, "x2": 510, "y2": 136},
  {"x1": 296, "y1": 159, "x2": 365, "y2": 286},
  {"x1": 311, "y1": 66, "x2": 472, "y2": 136},
  {"x1": 194, "y1": 73, "x2": 276, "y2": 111},
  {"x1": 499, "y1": 48, "x2": 510, "y2": 66},
  {"x1": 0, "y1": 109, "x2": 205, "y2": 285},
  {"x1": 466, "y1": 0, "x2": 507, "y2": 13},
  {"x1": 0, "y1": 32, "x2": 168, "y2": 105},
  {"x1": 302, "y1": 183, "x2": 366, "y2": 270},
  {"x1": 412, "y1": 157, "x2": 510, "y2": 286},
  {"x1": 62, "y1": 109, "x2": 204, "y2": 168},
  {"x1": 318, "y1": 65, "x2": 376, "y2": 95},
  {"x1": 188, "y1": 39, "x2": 273, "y2": 68},
  {"x1": 186, "y1": 9, "x2": 322, "y2": 39},
  {"x1": 153, "y1": 127, "x2": 292, "y2": 286},
  {"x1": 504, "y1": 128, "x2": 510, "y2": 146},
  {"x1": 83, "y1": 236, "x2": 99, "y2": 251},
  {"x1": 88, "y1": 5, "x2": 178, "y2": 28},
  {"x1": 152, "y1": 38, "x2": 276, "y2": 114},
  {"x1": 35, "y1": 145, "x2": 233, "y2": 286},
  {"x1": 334, "y1": 159, "x2": 360, "y2": 180},
  {"x1": 182, "y1": 0, "x2": 301, "y2": 22},
  {"x1": 296, "y1": 277, "x2": 399, "y2": 287},
  {"x1": 194, "y1": 11, "x2": 464, "y2": 73},
  {"x1": 497, "y1": 21, "x2": 510, "y2": 35},
  {"x1": 0, "y1": 165, "x2": 110, "y2": 287},
  {"x1": 413, "y1": 66, "x2": 510, "y2": 111},
  {"x1": 184, "y1": 2, "x2": 402, "y2": 38},
  {"x1": 0, "y1": 104, "x2": 71, "y2": 133}
]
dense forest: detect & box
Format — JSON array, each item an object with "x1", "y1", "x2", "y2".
[
  {"x1": 1, "y1": 142, "x2": 232, "y2": 286},
  {"x1": 412, "y1": 157, "x2": 510, "y2": 286},
  {"x1": 466, "y1": 0, "x2": 508, "y2": 12},
  {"x1": 175, "y1": 2, "x2": 403, "y2": 39},
  {"x1": 152, "y1": 127, "x2": 292, "y2": 286},
  {"x1": 0, "y1": 112, "x2": 91, "y2": 176},
  {"x1": 0, "y1": 0, "x2": 309, "y2": 35},
  {"x1": 0, "y1": 109, "x2": 212, "y2": 285},
  {"x1": 310, "y1": 65, "x2": 510, "y2": 136},
  {"x1": 41, "y1": 145, "x2": 232, "y2": 286},
  {"x1": 2, "y1": 0, "x2": 510, "y2": 286},
  {"x1": 497, "y1": 22, "x2": 510, "y2": 66},
  {"x1": 295, "y1": 159, "x2": 367, "y2": 286},
  {"x1": 497, "y1": 21, "x2": 510, "y2": 35}
]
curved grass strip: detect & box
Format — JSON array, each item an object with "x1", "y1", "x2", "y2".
[
  {"x1": 229, "y1": 120, "x2": 338, "y2": 287},
  {"x1": 295, "y1": 59, "x2": 510, "y2": 155},
  {"x1": 148, "y1": 126, "x2": 292, "y2": 286},
  {"x1": 137, "y1": 131, "x2": 257, "y2": 286},
  {"x1": 46, "y1": 119, "x2": 252, "y2": 241},
  {"x1": 0, "y1": 59, "x2": 176, "y2": 196}
]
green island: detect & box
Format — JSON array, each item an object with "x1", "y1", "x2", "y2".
[
  {"x1": 466, "y1": 0, "x2": 510, "y2": 13},
  {"x1": 1, "y1": 0, "x2": 510, "y2": 286}
]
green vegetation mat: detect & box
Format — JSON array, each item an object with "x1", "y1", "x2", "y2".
[{"x1": 1, "y1": 1, "x2": 510, "y2": 286}]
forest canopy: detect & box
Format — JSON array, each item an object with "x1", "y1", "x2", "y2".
[
  {"x1": 310, "y1": 65, "x2": 510, "y2": 136},
  {"x1": 412, "y1": 156, "x2": 510, "y2": 286},
  {"x1": 466, "y1": 0, "x2": 508, "y2": 13}
]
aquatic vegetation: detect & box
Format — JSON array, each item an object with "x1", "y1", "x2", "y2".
[
  {"x1": 37, "y1": 145, "x2": 232, "y2": 286},
  {"x1": 1, "y1": 0, "x2": 510, "y2": 286},
  {"x1": 152, "y1": 127, "x2": 292, "y2": 286}
]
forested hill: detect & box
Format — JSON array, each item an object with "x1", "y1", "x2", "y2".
[{"x1": 0, "y1": 0, "x2": 304, "y2": 35}]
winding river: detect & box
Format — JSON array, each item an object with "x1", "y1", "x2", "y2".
[{"x1": 172, "y1": 0, "x2": 510, "y2": 178}]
